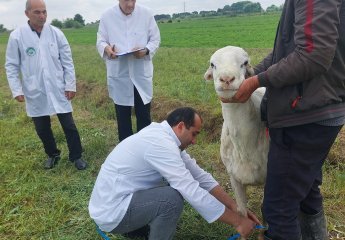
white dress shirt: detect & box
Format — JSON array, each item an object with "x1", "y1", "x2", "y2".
[
  {"x1": 96, "y1": 4, "x2": 161, "y2": 106},
  {"x1": 5, "y1": 23, "x2": 76, "y2": 117},
  {"x1": 89, "y1": 121, "x2": 225, "y2": 232}
]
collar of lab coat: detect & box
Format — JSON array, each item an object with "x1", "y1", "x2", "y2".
[
  {"x1": 160, "y1": 120, "x2": 181, "y2": 149},
  {"x1": 27, "y1": 21, "x2": 42, "y2": 37}
]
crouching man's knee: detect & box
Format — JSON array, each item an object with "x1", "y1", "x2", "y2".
[{"x1": 161, "y1": 186, "x2": 184, "y2": 218}]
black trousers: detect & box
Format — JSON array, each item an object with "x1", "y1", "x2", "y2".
[
  {"x1": 32, "y1": 112, "x2": 82, "y2": 161},
  {"x1": 115, "y1": 87, "x2": 151, "y2": 142},
  {"x1": 263, "y1": 123, "x2": 343, "y2": 240}
]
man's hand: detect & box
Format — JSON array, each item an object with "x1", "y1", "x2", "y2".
[
  {"x1": 235, "y1": 215, "x2": 256, "y2": 238},
  {"x1": 15, "y1": 95, "x2": 25, "y2": 102},
  {"x1": 247, "y1": 209, "x2": 261, "y2": 225},
  {"x1": 219, "y1": 75, "x2": 260, "y2": 103},
  {"x1": 105, "y1": 45, "x2": 117, "y2": 59},
  {"x1": 65, "y1": 91, "x2": 76, "y2": 100},
  {"x1": 133, "y1": 48, "x2": 148, "y2": 59},
  {"x1": 218, "y1": 207, "x2": 256, "y2": 239}
]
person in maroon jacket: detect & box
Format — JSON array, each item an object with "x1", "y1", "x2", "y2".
[{"x1": 221, "y1": 0, "x2": 345, "y2": 239}]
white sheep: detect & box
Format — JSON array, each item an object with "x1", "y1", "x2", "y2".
[{"x1": 204, "y1": 46, "x2": 269, "y2": 222}]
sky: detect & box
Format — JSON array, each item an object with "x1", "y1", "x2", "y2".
[{"x1": 0, "y1": 0, "x2": 285, "y2": 30}]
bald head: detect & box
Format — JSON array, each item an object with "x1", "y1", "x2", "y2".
[{"x1": 26, "y1": 0, "x2": 46, "y2": 11}]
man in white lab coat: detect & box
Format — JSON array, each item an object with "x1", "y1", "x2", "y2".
[
  {"x1": 97, "y1": 0, "x2": 160, "y2": 142},
  {"x1": 5, "y1": 0, "x2": 87, "y2": 170},
  {"x1": 89, "y1": 107, "x2": 260, "y2": 240}
]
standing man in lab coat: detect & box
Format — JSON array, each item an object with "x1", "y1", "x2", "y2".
[
  {"x1": 97, "y1": 0, "x2": 161, "y2": 142},
  {"x1": 5, "y1": 0, "x2": 87, "y2": 170}
]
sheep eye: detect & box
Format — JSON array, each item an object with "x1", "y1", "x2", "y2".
[
  {"x1": 241, "y1": 61, "x2": 248, "y2": 68},
  {"x1": 210, "y1": 63, "x2": 216, "y2": 69}
]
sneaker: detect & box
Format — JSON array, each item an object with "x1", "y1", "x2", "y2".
[
  {"x1": 73, "y1": 158, "x2": 87, "y2": 170},
  {"x1": 44, "y1": 155, "x2": 60, "y2": 169}
]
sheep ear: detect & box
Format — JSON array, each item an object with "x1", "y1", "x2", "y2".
[
  {"x1": 243, "y1": 61, "x2": 254, "y2": 78},
  {"x1": 204, "y1": 66, "x2": 214, "y2": 81}
]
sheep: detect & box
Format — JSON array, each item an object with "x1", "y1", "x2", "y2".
[{"x1": 204, "y1": 46, "x2": 269, "y2": 224}]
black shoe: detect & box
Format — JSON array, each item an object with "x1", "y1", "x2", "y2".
[
  {"x1": 73, "y1": 158, "x2": 87, "y2": 170},
  {"x1": 44, "y1": 155, "x2": 60, "y2": 169}
]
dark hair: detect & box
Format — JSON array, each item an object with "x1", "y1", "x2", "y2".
[{"x1": 166, "y1": 107, "x2": 202, "y2": 129}]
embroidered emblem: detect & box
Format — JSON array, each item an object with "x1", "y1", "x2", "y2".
[{"x1": 26, "y1": 47, "x2": 36, "y2": 56}]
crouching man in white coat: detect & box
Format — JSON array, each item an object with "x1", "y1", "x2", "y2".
[
  {"x1": 97, "y1": 0, "x2": 160, "y2": 142},
  {"x1": 5, "y1": 0, "x2": 87, "y2": 170},
  {"x1": 89, "y1": 107, "x2": 261, "y2": 240}
]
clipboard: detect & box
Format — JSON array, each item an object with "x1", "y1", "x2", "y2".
[{"x1": 116, "y1": 48, "x2": 146, "y2": 56}]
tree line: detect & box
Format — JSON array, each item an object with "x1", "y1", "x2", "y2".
[
  {"x1": 155, "y1": 1, "x2": 283, "y2": 21},
  {"x1": 0, "y1": 13, "x2": 85, "y2": 32},
  {"x1": 51, "y1": 14, "x2": 85, "y2": 29},
  {"x1": 0, "y1": 24, "x2": 8, "y2": 33}
]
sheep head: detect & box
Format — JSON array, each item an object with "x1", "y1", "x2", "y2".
[{"x1": 204, "y1": 46, "x2": 254, "y2": 99}]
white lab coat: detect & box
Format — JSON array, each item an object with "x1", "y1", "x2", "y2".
[
  {"x1": 96, "y1": 4, "x2": 160, "y2": 106},
  {"x1": 5, "y1": 23, "x2": 76, "y2": 117},
  {"x1": 89, "y1": 121, "x2": 225, "y2": 232}
]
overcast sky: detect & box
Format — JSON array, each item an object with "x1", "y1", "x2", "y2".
[{"x1": 0, "y1": 0, "x2": 285, "y2": 30}]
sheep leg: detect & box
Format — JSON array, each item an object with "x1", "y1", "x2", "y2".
[
  {"x1": 230, "y1": 176, "x2": 248, "y2": 240},
  {"x1": 230, "y1": 175, "x2": 248, "y2": 216}
]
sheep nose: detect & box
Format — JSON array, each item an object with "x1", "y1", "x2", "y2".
[{"x1": 220, "y1": 76, "x2": 235, "y2": 85}]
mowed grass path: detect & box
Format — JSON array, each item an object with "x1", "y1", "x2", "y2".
[{"x1": 1, "y1": 13, "x2": 344, "y2": 239}]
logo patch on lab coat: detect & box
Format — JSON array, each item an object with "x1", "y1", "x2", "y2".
[{"x1": 26, "y1": 47, "x2": 36, "y2": 56}]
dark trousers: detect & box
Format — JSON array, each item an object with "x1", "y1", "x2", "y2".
[
  {"x1": 263, "y1": 123, "x2": 342, "y2": 240},
  {"x1": 115, "y1": 87, "x2": 151, "y2": 142},
  {"x1": 32, "y1": 112, "x2": 82, "y2": 161}
]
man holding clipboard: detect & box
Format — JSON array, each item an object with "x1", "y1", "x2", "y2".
[{"x1": 97, "y1": 0, "x2": 161, "y2": 142}]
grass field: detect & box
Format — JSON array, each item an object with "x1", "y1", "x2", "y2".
[{"x1": 0, "y1": 13, "x2": 344, "y2": 240}]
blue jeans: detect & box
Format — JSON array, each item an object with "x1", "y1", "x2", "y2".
[
  {"x1": 111, "y1": 186, "x2": 184, "y2": 240},
  {"x1": 263, "y1": 123, "x2": 342, "y2": 240}
]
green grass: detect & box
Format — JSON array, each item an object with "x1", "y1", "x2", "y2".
[
  {"x1": 158, "y1": 14, "x2": 280, "y2": 48},
  {"x1": 1, "y1": 13, "x2": 344, "y2": 239}
]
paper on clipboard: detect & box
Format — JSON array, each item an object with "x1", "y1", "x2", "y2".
[{"x1": 116, "y1": 48, "x2": 146, "y2": 56}]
